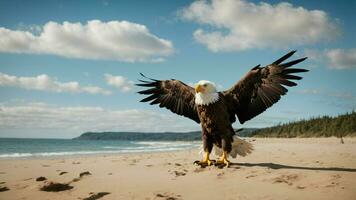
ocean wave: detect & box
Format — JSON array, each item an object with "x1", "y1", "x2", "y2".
[
  {"x1": 0, "y1": 145, "x2": 199, "y2": 158},
  {"x1": 103, "y1": 143, "x2": 196, "y2": 150}
]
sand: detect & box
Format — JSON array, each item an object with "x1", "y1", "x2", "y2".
[{"x1": 0, "y1": 137, "x2": 356, "y2": 200}]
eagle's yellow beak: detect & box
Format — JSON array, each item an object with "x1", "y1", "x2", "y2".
[{"x1": 195, "y1": 84, "x2": 204, "y2": 93}]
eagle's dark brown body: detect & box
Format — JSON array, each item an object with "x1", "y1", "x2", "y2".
[
  {"x1": 137, "y1": 51, "x2": 308, "y2": 160},
  {"x1": 197, "y1": 94, "x2": 234, "y2": 153}
]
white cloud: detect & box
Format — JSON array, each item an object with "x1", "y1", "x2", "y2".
[
  {"x1": 105, "y1": 74, "x2": 134, "y2": 92},
  {"x1": 0, "y1": 102, "x2": 198, "y2": 138},
  {"x1": 325, "y1": 49, "x2": 356, "y2": 69},
  {"x1": 179, "y1": 0, "x2": 339, "y2": 52},
  {"x1": 0, "y1": 20, "x2": 174, "y2": 62},
  {"x1": 0, "y1": 72, "x2": 112, "y2": 95},
  {"x1": 304, "y1": 48, "x2": 356, "y2": 70}
]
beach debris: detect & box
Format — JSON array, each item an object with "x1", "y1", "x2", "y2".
[
  {"x1": 0, "y1": 182, "x2": 5, "y2": 184},
  {"x1": 59, "y1": 171, "x2": 68, "y2": 175},
  {"x1": 40, "y1": 182, "x2": 73, "y2": 192},
  {"x1": 83, "y1": 192, "x2": 110, "y2": 200},
  {"x1": 72, "y1": 161, "x2": 81, "y2": 164},
  {"x1": 36, "y1": 176, "x2": 47, "y2": 181},
  {"x1": 0, "y1": 186, "x2": 10, "y2": 192},
  {"x1": 174, "y1": 163, "x2": 181, "y2": 166},
  {"x1": 80, "y1": 171, "x2": 92, "y2": 177}
]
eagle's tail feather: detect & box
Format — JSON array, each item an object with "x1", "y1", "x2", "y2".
[{"x1": 228, "y1": 136, "x2": 254, "y2": 158}]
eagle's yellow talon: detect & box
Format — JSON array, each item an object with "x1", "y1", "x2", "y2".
[
  {"x1": 195, "y1": 152, "x2": 213, "y2": 167},
  {"x1": 216, "y1": 151, "x2": 231, "y2": 168},
  {"x1": 196, "y1": 159, "x2": 212, "y2": 166}
]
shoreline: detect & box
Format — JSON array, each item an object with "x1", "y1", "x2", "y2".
[
  {"x1": 1, "y1": 137, "x2": 356, "y2": 200},
  {"x1": 1, "y1": 137, "x2": 354, "y2": 160}
]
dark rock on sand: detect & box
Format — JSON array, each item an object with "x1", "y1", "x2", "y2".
[
  {"x1": 40, "y1": 182, "x2": 73, "y2": 192},
  {"x1": 0, "y1": 186, "x2": 10, "y2": 192},
  {"x1": 59, "y1": 171, "x2": 68, "y2": 175},
  {"x1": 36, "y1": 176, "x2": 47, "y2": 181}
]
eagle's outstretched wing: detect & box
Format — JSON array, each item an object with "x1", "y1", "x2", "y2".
[
  {"x1": 137, "y1": 73, "x2": 200, "y2": 123},
  {"x1": 222, "y1": 51, "x2": 308, "y2": 124}
]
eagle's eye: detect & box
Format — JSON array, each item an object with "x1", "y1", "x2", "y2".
[{"x1": 203, "y1": 84, "x2": 207, "y2": 87}]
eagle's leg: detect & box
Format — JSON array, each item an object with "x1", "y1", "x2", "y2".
[
  {"x1": 195, "y1": 133, "x2": 214, "y2": 167},
  {"x1": 215, "y1": 137, "x2": 231, "y2": 167}
]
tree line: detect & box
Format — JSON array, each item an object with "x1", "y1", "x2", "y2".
[{"x1": 251, "y1": 111, "x2": 356, "y2": 137}]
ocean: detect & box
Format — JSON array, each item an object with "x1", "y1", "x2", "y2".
[{"x1": 0, "y1": 138, "x2": 201, "y2": 159}]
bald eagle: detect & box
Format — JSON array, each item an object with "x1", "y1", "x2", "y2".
[{"x1": 137, "y1": 51, "x2": 308, "y2": 167}]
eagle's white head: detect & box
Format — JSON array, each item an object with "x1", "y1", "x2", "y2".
[{"x1": 194, "y1": 80, "x2": 219, "y2": 105}]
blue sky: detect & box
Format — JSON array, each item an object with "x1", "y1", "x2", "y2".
[{"x1": 0, "y1": 0, "x2": 355, "y2": 138}]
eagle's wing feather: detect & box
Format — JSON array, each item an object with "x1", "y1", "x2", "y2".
[
  {"x1": 137, "y1": 74, "x2": 200, "y2": 123},
  {"x1": 222, "y1": 51, "x2": 308, "y2": 124}
]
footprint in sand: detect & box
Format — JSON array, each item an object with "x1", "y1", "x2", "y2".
[
  {"x1": 59, "y1": 171, "x2": 68, "y2": 175},
  {"x1": 271, "y1": 174, "x2": 300, "y2": 186},
  {"x1": 325, "y1": 174, "x2": 342, "y2": 188},
  {"x1": 70, "y1": 171, "x2": 92, "y2": 183},
  {"x1": 155, "y1": 192, "x2": 182, "y2": 200},
  {"x1": 217, "y1": 172, "x2": 225, "y2": 179},
  {"x1": 245, "y1": 174, "x2": 257, "y2": 179},
  {"x1": 245, "y1": 170, "x2": 259, "y2": 179},
  {"x1": 173, "y1": 171, "x2": 186, "y2": 177},
  {"x1": 193, "y1": 168, "x2": 205, "y2": 173},
  {"x1": 15, "y1": 184, "x2": 29, "y2": 190},
  {"x1": 83, "y1": 192, "x2": 110, "y2": 200}
]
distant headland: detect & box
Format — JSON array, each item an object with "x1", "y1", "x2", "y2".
[{"x1": 75, "y1": 111, "x2": 355, "y2": 140}]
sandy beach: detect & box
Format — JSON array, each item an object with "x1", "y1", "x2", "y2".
[{"x1": 0, "y1": 137, "x2": 355, "y2": 200}]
